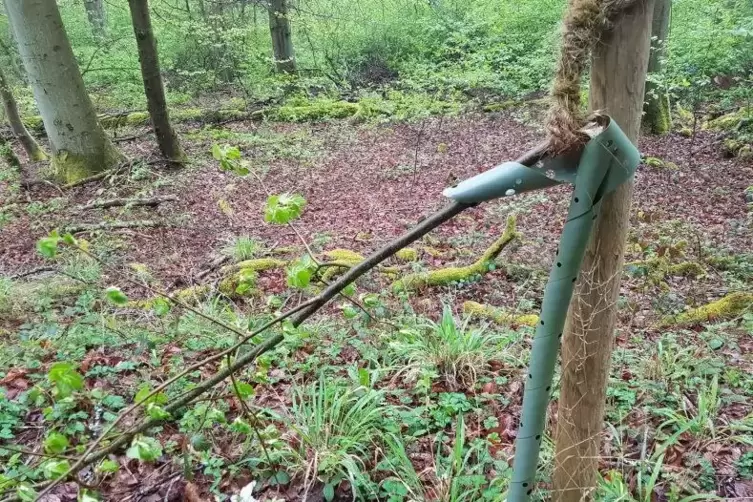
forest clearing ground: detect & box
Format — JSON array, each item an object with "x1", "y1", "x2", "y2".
[{"x1": 1, "y1": 108, "x2": 753, "y2": 500}]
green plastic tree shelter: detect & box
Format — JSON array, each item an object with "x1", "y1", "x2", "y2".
[{"x1": 443, "y1": 116, "x2": 640, "y2": 502}]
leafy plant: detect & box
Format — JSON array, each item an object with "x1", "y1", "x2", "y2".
[
  {"x1": 265, "y1": 193, "x2": 306, "y2": 225},
  {"x1": 283, "y1": 377, "x2": 385, "y2": 500},
  {"x1": 221, "y1": 235, "x2": 261, "y2": 262},
  {"x1": 389, "y1": 305, "x2": 506, "y2": 391}
]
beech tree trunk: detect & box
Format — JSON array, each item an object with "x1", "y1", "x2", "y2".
[
  {"x1": 268, "y1": 0, "x2": 296, "y2": 74},
  {"x1": 552, "y1": 1, "x2": 654, "y2": 501},
  {"x1": 128, "y1": 0, "x2": 186, "y2": 163},
  {"x1": 84, "y1": 0, "x2": 107, "y2": 39},
  {"x1": 642, "y1": 0, "x2": 672, "y2": 134},
  {"x1": 0, "y1": 65, "x2": 46, "y2": 161},
  {"x1": 4, "y1": 0, "x2": 124, "y2": 183}
]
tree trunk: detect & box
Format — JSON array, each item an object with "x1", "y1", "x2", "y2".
[
  {"x1": 268, "y1": 0, "x2": 296, "y2": 74},
  {"x1": 83, "y1": 0, "x2": 107, "y2": 39},
  {"x1": 552, "y1": 1, "x2": 654, "y2": 501},
  {"x1": 0, "y1": 65, "x2": 46, "y2": 161},
  {"x1": 4, "y1": 0, "x2": 124, "y2": 183},
  {"x1": 128, "y1": 0, "x2": 186, "y2": 163},
  {"x1": 642, "y1": 0, "x2": 671, "y2": 134}
]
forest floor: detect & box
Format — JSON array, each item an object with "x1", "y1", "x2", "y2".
[{"x1": 1, "y1": 106, "x2": 753, "y2": 501}]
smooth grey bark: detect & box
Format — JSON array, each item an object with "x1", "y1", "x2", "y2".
[
  {"x1": 0, "y1": 65, "x2": 46, "y2": 161},
  {"x1": 4, "y1": 0, "x2": 124, "y2": 183},
  {"x1": 128, "y1": 0, "x2": 186, "y2": 163},
  {"x1": 268, "y1": 0, "x2": 296, "y2": 74},
  {"x1": 642, "y1": 0, "x2": 672, "y2": 134},
  {"x1": 84, "y1": 0, "x2": 107, "y2": 39}
]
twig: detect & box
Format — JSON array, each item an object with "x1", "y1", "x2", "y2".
[
  {"x1": 9, "y1": 266, "x2": 56, "y2": 280},
  {"x1": 112, "y1": 131, "x2": 152, "y2": 143},
  {"x1": 78, "y1": 196, "x2": 177, "y2": 211},
  {"x1": 195, "y1": 255, "x2": 231, "y2": 281},
  {"x1": 62, "y1": 169, "x2": 116, "y2": 189},
  {"x1": 66, "y1": 220, "x2": 162, "y2": 234}
]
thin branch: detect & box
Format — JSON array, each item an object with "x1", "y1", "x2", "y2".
[{"x1": 77, "y1": 196, "x2": 177, "y2": 211}]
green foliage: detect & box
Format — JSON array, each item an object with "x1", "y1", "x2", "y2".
[
  {"x1": 104, "y1": 286, "x2": 128, "y2": 306},
  {"x1": 126, "y1": 435, "x2": 163, "y2": 463},
  {"x1": 221, "y1": 235, "x2": 261, "y2": 262},
  {"x1": 47, "y1": 363, "x2": 84, "y2": 398},
  {"x1": 265, "y1": 193, "x2": 306, "y2": 225},
  {"x1": 284, "y1": 377, "x2": 386, "y2": 498},
  {"x1": 389, "y1": 306, "x2": 507, "y2": 391}
]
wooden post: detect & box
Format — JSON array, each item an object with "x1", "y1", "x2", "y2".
[{"x1": 552, "y1": 1, "x2": 655, "y2": 500}]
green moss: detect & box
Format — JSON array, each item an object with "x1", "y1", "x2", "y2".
[
  {"x1": 706, "y1": 107, "x2": 752, "y2": 131},
  {"x1": 53, "y1": 142, "x2": 125, "y2": 184},
  {"x1": 220, "y1": 258, "x2": 287, "y2": 275},
  {"x1": 679, "y1": 127, "x2": 693, "y2": 138},
  {"x1": 644, "y1": 157, "x2": 664, "y2": 168},
  {"x1": 482, "y1": 100, "x2": 519, "y2": 112},
  {"x1": 625, "y1": 257, "x2": 705, "y2": 284},
  {"x1": 723, "y1": 138, "x2": 743, "y2": 157},
  {"x1": 272, "y1": 99, "x2": 361, "y2": 122},
  {"x1": 643, "y1": 90, "x2": 672, "y2": 135},
  {"x1": 660, "y1": 292, "x2": 753, "y2": 327},
  {"x1": 393, "y1": 216, "x2": 517, "y2": 291},
  {"x1": 462, "y1": 301, "x2": 538, "y2": 327},
  {"x1": 395, "y1": 248, "x2": 419, "y2": 262},
  {"x1": 323, "y1": 249, "x2": 364, "y2": 263},
  {"x1": 739, "y1": 145, "x2": 753, "y2": 160}
]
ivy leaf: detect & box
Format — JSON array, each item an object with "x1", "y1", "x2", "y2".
[
  {"x1": 126, "y1": 436, "x2": 162, "y2": 462},
  {"x1": 96, "y1": 458, "x2": 119, "y2": 474},
  {"x1": 47, "y1": 362, "x2": 83, "y2": 398},
  {"x1": 37, "y1": 231, "x2": 61, "y2": 259},
  {"x1": 264, "y1": 193, "x2": 306, "y2": 224},
  {"x1": 104, "y1": 286, "x2": 128, "y2": 306},
  {"x1": 42, "y1": 459, "x2": 71, "y2": 479},
  {"x1": 80, "y1": 490, "x2": 101, "y2": 502},
  {"x1": 44, "y1": 432, "x2": 69, "y2": 454}
]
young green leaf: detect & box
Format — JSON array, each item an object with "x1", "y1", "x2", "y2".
[
  {"x1": 42, "y1": 459, "x2": 71, "y2": 479},
  {"x1": 104, "y1": 286, "x2": 128, "y2": 306},
  {"x1": 152, "y1": 297, "x2": 171, "y2": 316},
  {"x1": 37, "y1": 231, "x2": 60, "y2": 259},
  {"x1": 16, "y1": 484, "x2": 36, "y2": 502},
  {"x1": 264, "y1": 193, "x2": 306, "y2": 224},
  {"x1": 145, "y1": 403, "x2": 171, "y2": 420},
  {"x1": 47, "y1": 362, "x2": 84, "y2": 398},
  {"x1": 126, "y1": 436, "x2": 162, "y2": 462},
  {"x1": 233, "y1": 381, "x2": 255, "y2": 399},
  {"x1": 96, "y1": 458, "x2": 119, "y2": 474},
  {"x1": 43, "y1": 432, "x2": 69, "y2": 454}
]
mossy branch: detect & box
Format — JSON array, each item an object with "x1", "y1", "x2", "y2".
[
  {"x1": 659, "y1": 292, "x2": 753, "y2": 327},
  {"x1": 392, "y1": 215, "x2": 518, "y2": 291}
]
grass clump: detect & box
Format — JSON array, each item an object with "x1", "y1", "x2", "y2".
[
  {"x1": 283, "y1": 376, "x2": 385, "y2": 499},
  {"x1": 389, "y1": 305, "x2": 507, "y2": 391},
  {"x1": 221, "y1": 235, "x2": 261, "y2": 262}
]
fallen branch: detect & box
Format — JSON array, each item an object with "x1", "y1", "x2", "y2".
[
  {"x1": 62, "y1": 169, "x2": 116, "y2": 189},
  {"x1": 66, "y1": 220, "x2": 162, "y2": 234},
  {"x1": 78, "y1": 196, "x2": 177, "y2": 211},
  {"x1": 392, "y1": 214, "x2": 518, "y2": 291},
  {"x1": 30, "y1": 142, "x2": 548, "y2": 499},
  {"x1": 9, "y1": 266, "x2": 56, "y2": 280}
]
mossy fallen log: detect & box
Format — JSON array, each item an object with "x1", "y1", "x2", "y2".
[
  {"x1": 219, "y1": 258, "x2": 288, "y2": 275},
  {"x1": 24, "y1": 108, "x2": 261, "y2": 133},
  {"x1": 392, "y1": 215, "x2": 518, "y2": 292},
  {"x1": 660, "y1": 292, "x2": 753, "y2": 327},
  {"x1": 625, "y1": 257, "x2": 705, "y2": 285},
  {"x1": 462, "y1": 301, "x2": 538, "y2": 327}
]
